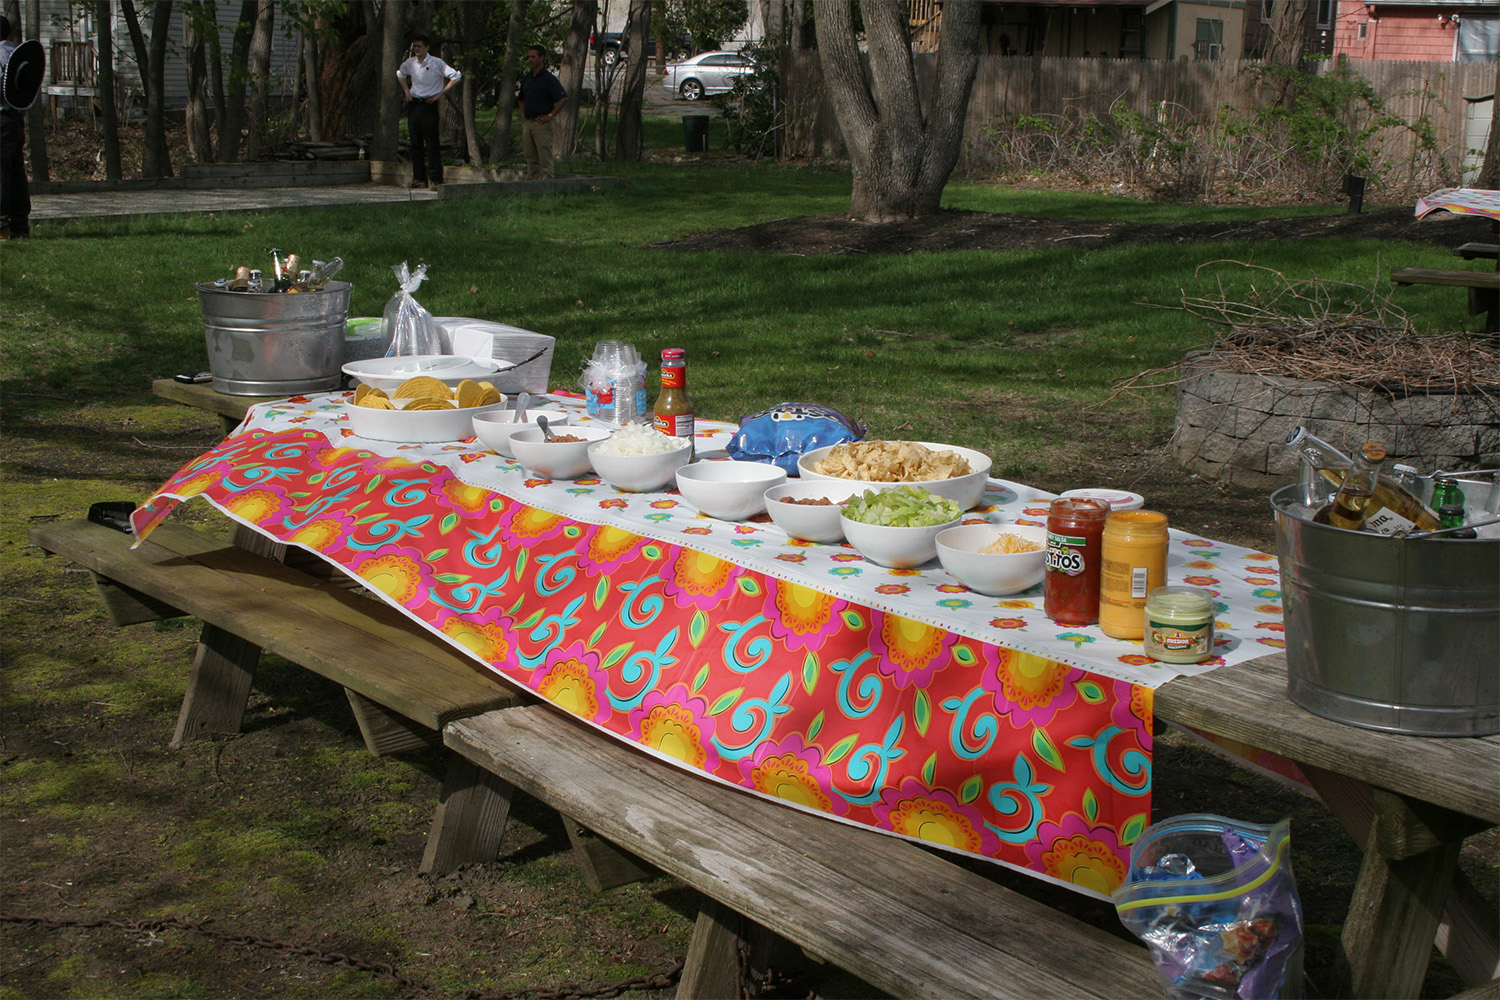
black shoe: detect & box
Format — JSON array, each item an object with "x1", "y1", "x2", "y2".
[{"x1": 409, "y1": 180, "x2": 426, "y2": 189}]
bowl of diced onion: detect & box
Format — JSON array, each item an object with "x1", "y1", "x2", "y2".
[
  {"x1": 588, "y1": 424, "x2": 694, "y2": 493},
  {"x1": 935, "y1": 523, "x2": 1048, "y2": 596},
  {"x1": 839, "y1": 486, "x2": 963, "y2": 569}
]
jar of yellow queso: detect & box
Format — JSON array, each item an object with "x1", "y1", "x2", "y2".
[{"x1": 1143, "y1": 586, "x2": 1216, "y2": 664}]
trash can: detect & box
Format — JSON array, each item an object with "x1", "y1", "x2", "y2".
[{"x1": 683, "y1": 115, "x2": 710, "y2": 153}]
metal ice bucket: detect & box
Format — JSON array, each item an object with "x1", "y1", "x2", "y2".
[
  {"x1": 1271, "y1": 484, "x2": 1499, "y2": 737},
  {"x1": 198, "y1": 281, "x2": 353, "y2": 396}
]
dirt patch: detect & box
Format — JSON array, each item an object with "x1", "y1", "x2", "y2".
[{"x1": 654, "y1": 206, "x2": 1494, "y2": 256}]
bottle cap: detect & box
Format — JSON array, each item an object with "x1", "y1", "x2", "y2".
[
  {"x1": 662, "y1": 347, "x2": 685, "y2": 360},
  {"x1": 1359, "y1": 443, "x2": 1386, "y2": 462},
  {"x1": 1392, "y1": 464, "x2": 1420, "y2": 476}
]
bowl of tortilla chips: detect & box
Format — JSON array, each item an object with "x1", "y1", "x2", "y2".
[
  {"x1": 346, "y1": 376, "x2": 505, "y2": 443},
  {"x1": 797, "y1": 440, "x2": 992, "y2": 510}
]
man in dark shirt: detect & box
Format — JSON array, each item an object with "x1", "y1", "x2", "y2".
[{"x1": 518, "y1": 45, "x2": 567, "y2": 180}]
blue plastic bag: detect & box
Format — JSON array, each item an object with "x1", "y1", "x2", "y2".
[
  {"x1": 1114, "y1": 815, "x2": 1303, "y2": 1000},
  {"x1": 726, "y1": 403, "x2": 865, "y2": 476}
]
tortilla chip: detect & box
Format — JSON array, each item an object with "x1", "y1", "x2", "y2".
[
  {"x1": 402, "y1": 397, "x2": 457, "y2": 411},
  {"x1": 355, "y1": 394, "x2": 395, "y2": 410},
  {"x1": 393, "y1": 376, "x2": 452, "y2": 400},
  {"x1": 455, "y1": 379, "x2": 485, "y2": 408}
]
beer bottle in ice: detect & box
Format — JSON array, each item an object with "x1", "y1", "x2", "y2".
[{"x1": 1322, "y1": 442, "x2": 1386, "y2": 531}]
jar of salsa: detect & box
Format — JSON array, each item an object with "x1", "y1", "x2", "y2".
[{"x1": 1044, "y1": 497, "x2": 1110, "y2": 625}]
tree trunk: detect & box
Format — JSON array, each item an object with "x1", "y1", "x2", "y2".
[
  {"x1": 94, "y1": 0, "x2": 122, "y2": 178},
  {"x1": 555, "y1": 0, "x2": 595, "y2": 162},
  {"x1": 791, "y1": 0, "x2": 807, "y2": 50},
  {"x1": 615, "y1": 0, "x2": 650, "y2": 160},
  {"x1": 140, "y1": 0, "x2": 173, "y2": 177},
  {"x1": 1477, "y1": 58, "x2": 1500, "y2": 190},
  {"x1": 815, "y1": 0, "x2": 980, "y2": 222},
  {"x1": 242, "y1": 0, "x2": 273, "y2": 160},
  {"x1": 487, "y1": 0, "x2": 527, "y2": 162},
  {"x1": 22, "y1": 0, "x2": 47, "y2": 181},
  {"x1": 454, "y1": 0, "x2": 482, "y2": 163},
  {"x1": 208, "y1": 1, "x2": 229, "y2": 151},
  {"x1": 303, "y1": 21, "x2": 323, "y2": 142},
  {"x1": 220, "y1": 0, "x2": 255, "y2": 161},
  {"x1": 185, "y1": 2, "x2": 214, "y2": 163},
  {"x1": 1265, "y1": 0, "x2": 1308, "y2": 107},
  {"x1": 371, "y1": 0, "x2": 405, "y2": 162},
  {"x1": 765, "y1": 0, "x2": 784, "y2": 48}
]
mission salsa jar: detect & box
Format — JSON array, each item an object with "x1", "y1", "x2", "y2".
[{"x1": 1044, "y1": 497, "x2": 1110, "y2": 625}]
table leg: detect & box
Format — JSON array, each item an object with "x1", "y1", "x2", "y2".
[
  {"x1": 1331, "y1": 786, "x2": 1490, "y2": 1000},
  {"x1": 561, "y1": 814, "x2": 655, "y2": 892},
  {"x1": 679, "y1": 897, "x2": 794, "y2": 1000},
  {"x1": 1304, "y1": 765, "x2": 1499, "y2": 989},
  {"x1": 421, "y1": 751, "x2": 515, "y2": 875},
  {"x1": 171, "y1": 623, "x2": 260, "y2": 748}
]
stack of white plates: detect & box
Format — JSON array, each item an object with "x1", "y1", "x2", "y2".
[{"x1": 435, "y1": 317, "x2": 555, "y2": 394}]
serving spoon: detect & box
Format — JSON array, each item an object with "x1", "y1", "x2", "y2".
[
  {"x1": 512, "y1": 391, "x2": 531, "y2": 423},
  {"x1": 537, "y1": 414, "x2": 558, "y2": 442}
]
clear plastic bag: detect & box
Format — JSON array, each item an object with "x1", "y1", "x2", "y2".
[
  {"x1": 383, "y1": 262, "x2": 440, "y2": 358},
  {"x1": 1113, "y1": 814, "x2": 1303, "y2": 1000}
]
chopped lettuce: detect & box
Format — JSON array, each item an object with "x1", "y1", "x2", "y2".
[{"x1": 842, "y1": 485, "x2": 961, "y2": 527}]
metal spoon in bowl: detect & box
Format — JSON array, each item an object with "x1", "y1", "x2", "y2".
[
  {"x1": 512, "y1": 391, "x2": 531, "y2": 423},
  {"x1": 536, "y1": 414, "x2": 558, "y2": 442}
]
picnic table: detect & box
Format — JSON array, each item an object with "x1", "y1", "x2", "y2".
[
  {"x1": 28, "y1": 380, "x2": 1499, "y2": 999},
  {"x1": 1399, "y1": 188, "x2": 1500, "y2": 334}
]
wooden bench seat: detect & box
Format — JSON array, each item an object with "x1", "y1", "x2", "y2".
[
  {"x1": 1453, "y1": 242, "x2": 1499, "y2": 262},
  {"x1": 1390, "y1": 267, "x2": 1499, "y2": 332},
  {"x1": 446, "y1": 705, "x2": 1162, "y2": 1000},
  {"x1": 28, "y1": 518, "x2": 524, "y2": 874}
]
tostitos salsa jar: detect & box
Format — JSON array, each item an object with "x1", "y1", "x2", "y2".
[{"x1": 1044, "y1": 497, "x2": 1110, "y2": 625}]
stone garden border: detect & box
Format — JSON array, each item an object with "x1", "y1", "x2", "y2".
[{"x1": 1172, "y1": 351, "x2": 1500, "y2": 490}]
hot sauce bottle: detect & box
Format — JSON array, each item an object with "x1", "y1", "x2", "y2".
[
  {"x1": 1044, "y1": 497, "x2": 1110, "y2": 625},
  {"x1": 653, "y1": 348, "x2": 695, "y2": 460}
]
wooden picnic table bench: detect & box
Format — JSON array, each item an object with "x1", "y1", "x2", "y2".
[
  {"x1": 26, "y1": 516, "x2": 526, "y2": 875},
  {"x1": 1454, "y1": 242, "x2": 1500, "y2": 262},
  {"x1": 1390, "y1": 267, "x2": 1500, "y2": 333},
  {"x1": 444, "y1": 703, "x2": 1162, "y2": 1000}
]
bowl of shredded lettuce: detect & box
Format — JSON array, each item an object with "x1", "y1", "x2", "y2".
[{"x1": 840, "y1": 486, "x2": 963, "y2": 567}]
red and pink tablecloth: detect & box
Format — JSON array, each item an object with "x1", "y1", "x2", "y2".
[{"x1": 132, "y1": 392, "x2": 1287, "y2": 898}]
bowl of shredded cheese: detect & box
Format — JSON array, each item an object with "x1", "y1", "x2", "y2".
[
  {"x1": 588, "y1": 424, "x2": 694, "y2": 492},
  {"x1": 935, "y1": 523, "x2": 1048, "y2": 597}
]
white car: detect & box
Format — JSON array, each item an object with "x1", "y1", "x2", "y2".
[{"x1": 662, "y1": 51, "x2": 754, "y2": 101}]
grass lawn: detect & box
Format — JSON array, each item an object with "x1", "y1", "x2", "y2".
[{"x1": 1, "y1": 127, "x2": 1492, "y2": 999}]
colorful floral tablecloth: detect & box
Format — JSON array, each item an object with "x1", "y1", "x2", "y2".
[
  {"x1": 1415, "y1": 187, "x2": 1500, "y2": 221},
  {"x1": 132, "y1": 392, "x2": 1287, "y2": 898}
]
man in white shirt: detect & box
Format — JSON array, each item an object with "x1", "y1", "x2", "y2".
[{"x1": 395, "y1": 33, "x2": 461, "y2": 188}]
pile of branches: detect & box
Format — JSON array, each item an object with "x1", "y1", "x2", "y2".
[{"x1": 1119, "y1": 263, "x2": 1500, "y2": 398}]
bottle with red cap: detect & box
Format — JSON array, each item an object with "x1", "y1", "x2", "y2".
[{"x1": 653, "y1": 348, "x2": 695, "y2": 459}]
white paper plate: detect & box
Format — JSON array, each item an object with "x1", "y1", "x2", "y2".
[{"x1": 343, "y1": 354, "x2": 510, "y2": 392}]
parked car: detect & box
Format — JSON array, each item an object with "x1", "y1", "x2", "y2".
[
  {"x1": 662, "y1": 51, "x2": 754, "y2": 101},
  {"x1": 590, "y1": 31, "x2": 688, "y2": 66}
]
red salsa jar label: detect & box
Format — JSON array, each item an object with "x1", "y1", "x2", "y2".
[{"x1": 1043, "y1": 498, "x2": 1109, "y2": 625}]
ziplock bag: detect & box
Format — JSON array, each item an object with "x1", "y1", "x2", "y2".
[
  {"x1": 383, "y1": 262, "x2": 440, "y2": 357},
  {"x1": 726, "y1": 403, "x2": 865, "y2": 476},
  {"x1": 1114, "y1": 814, "x2": 1303, "y2": 1000}
]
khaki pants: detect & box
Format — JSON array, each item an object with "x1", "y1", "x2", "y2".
[{"x1": 522, "y1": 118, "x2": 555, "y2": 180}]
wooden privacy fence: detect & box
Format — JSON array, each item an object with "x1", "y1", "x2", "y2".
[{"x1": 780, "y1": 51, "x2": 1494, "y2": 187}]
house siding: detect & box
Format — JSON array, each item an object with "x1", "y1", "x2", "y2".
[{"x1": 1333, "y1": 0, "x2": 1494, "y2": 62}]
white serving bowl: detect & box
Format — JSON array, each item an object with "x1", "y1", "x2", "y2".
[
  {"x1": 840, "y1": 512, "x2": 963, "y2": 569},
  {"x1": 508, "y1": 424, "x2": 612, "y2": 480},
  {"x1": 588, "y1": 436, "x2": 694, "y2": 493},
  {"x1": 763, "y1": 481, "x2": 859, "y2": 543},
  {"x1": 798, "y1": 441, "x2": 993, "y2": 510},
  {"x1": 471, "y1": 409, "x2": 571, "y2": 459},
  {"x1": 347, "y1": 398, "x2": 506, "y2": 444},
  {"x1": 936, "y1": 523, "x2": 1049, "y2": 596},
  {"x1": 675, "y1": 461, "x2": 788, "y2": 521}
]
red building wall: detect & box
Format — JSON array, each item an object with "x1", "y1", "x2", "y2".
[{"x1": 1334, "y1": 1, "x2": 1464, "y2": 62}]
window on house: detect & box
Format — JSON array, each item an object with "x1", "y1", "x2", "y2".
[
  {"x1": 1316, "y1": 1, "x2": 1333, "y2": 30},
  {"x1": 1456, "y1": 14, "x2": 1498, "y2": 62},
  {"x1": 1357, "y1": 22, "x2": 1368, "y2": 41},
  {"x1": 1194, "y1": 18, "x2": 1224, "y2": 60}
]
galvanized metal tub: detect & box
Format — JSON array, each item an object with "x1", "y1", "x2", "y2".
[
  {"x1": 198, "y1": 281, "x2": 353, "y2": 396},
  {"x1": 1272, "y1": 484, "x2": 1499, "y2": 737}
]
